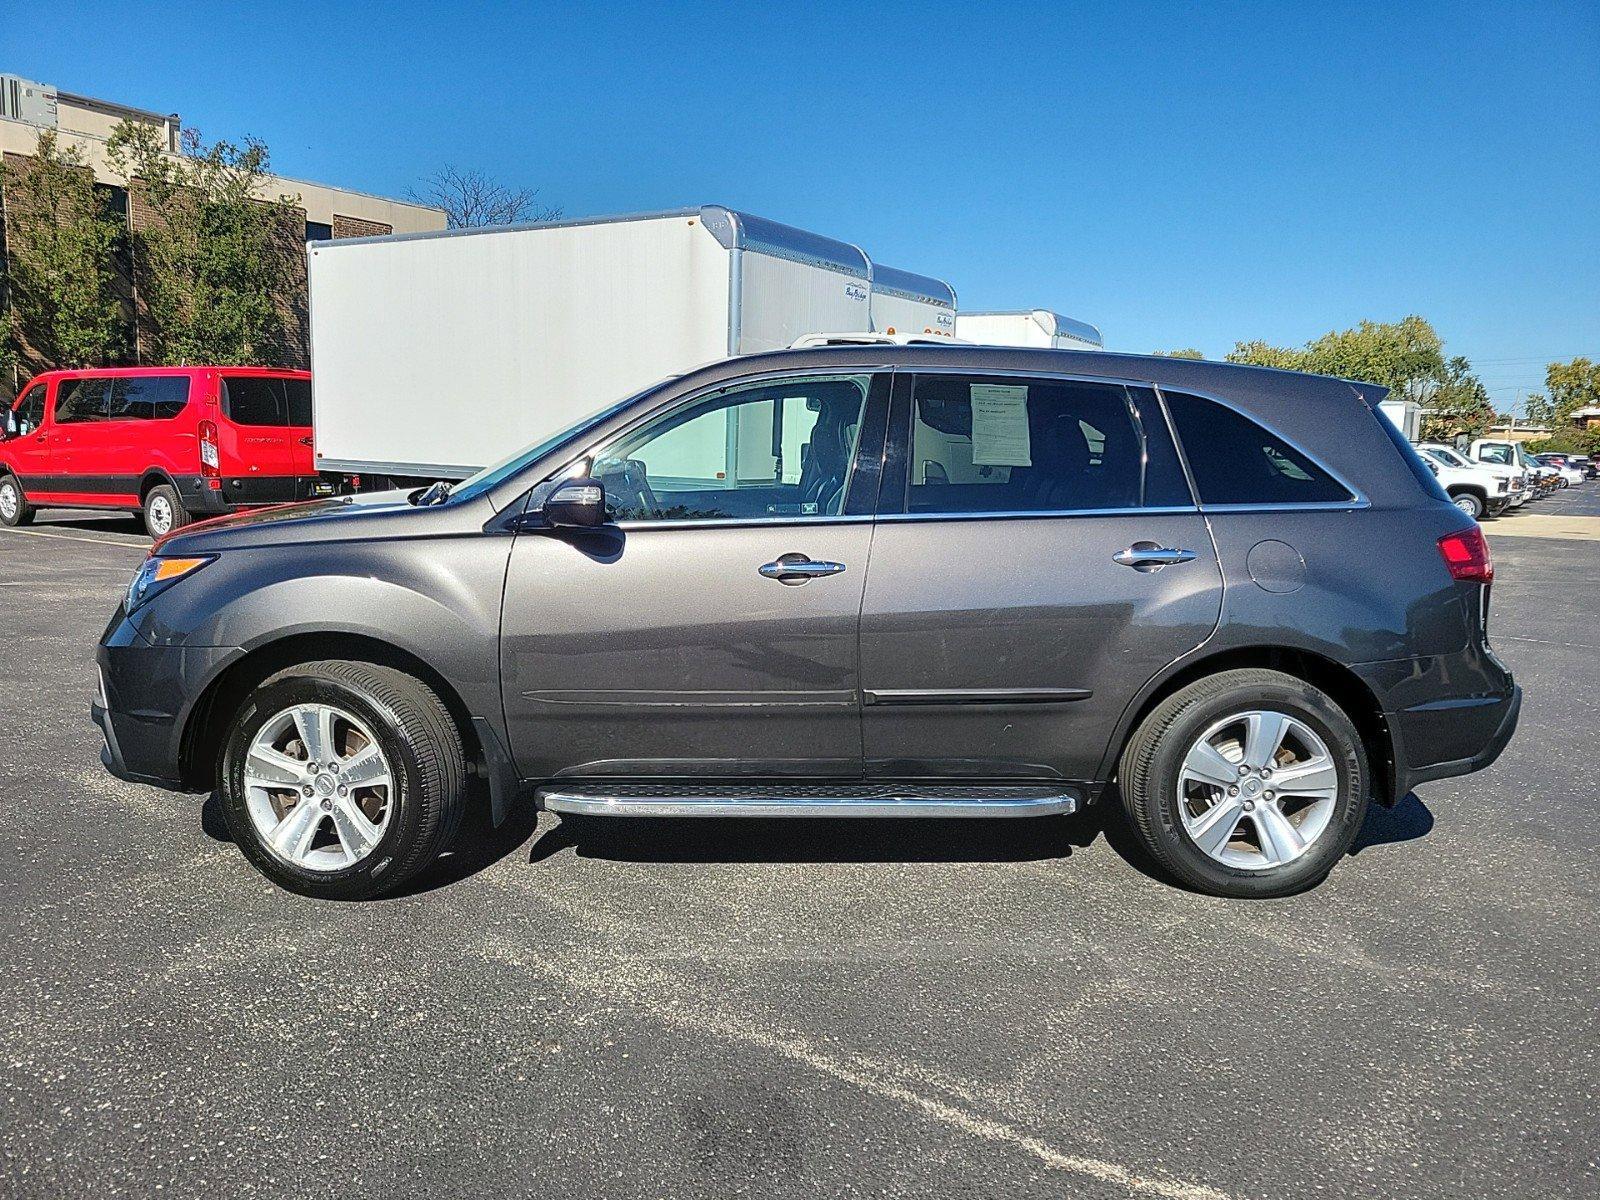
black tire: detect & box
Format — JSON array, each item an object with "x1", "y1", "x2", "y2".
[
  {"x1": 219, "y1": 660, "x2": 466, "y2": 900},
  {"x1": 1117, "y1": 668, "x2": 1369, "y2": 899},
  {"x1": 143, "y1": 483, "x2": 191, "y2": 539},
  {"x1": 0, "y1": 474, "x2": 34, "y2": 526},
  {"x1": 1449, "y1": 490, "x2": 1484, "y2": 519}
]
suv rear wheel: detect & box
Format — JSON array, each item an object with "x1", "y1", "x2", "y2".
[
  {"x1": 143, "y1": 483, "x2": 191, "y2": 539},
  {"x1": 219, "y1": 660, "x2": 466, "y2": 900},
  {"x1": 0, "y1": 475, "x2": 34, "y2": 527},
  {"x1": 1118, "y1": 668, "x2": 1369, "y2": 898}
]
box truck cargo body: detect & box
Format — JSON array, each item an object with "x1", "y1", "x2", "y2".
[
  {"x1": 307, "y1": 206, "x2": 874, "y2": 481},
  {"x1": 956, "y1": 309, "x2": 1103, "y2": 350},
  {"x1": 1378, "y1": 399, "x2": 1423, "y2": 443},
  {"x1": 869, "y1": 265, "x2": 956, "y2": 339}
]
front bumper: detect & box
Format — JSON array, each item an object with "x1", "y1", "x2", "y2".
[{"x1": 93, "y1": 608, "x2": 239, "y2": 791}]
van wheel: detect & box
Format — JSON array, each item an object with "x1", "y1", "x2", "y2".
[
  {"x1": 219, "y1": 660, "x2": 466, "y2": 900},
  {"x1": 1450, "y1": 491, "x2": 1483, "y2": 519},
  {"x1": 0, "y1": 475, "x2": 34, "y2": 526},
  {"x1": 143, "y1": 484, "x2": 190, "y2": 538},
  {"x1": 1117, "y1": 668, "x2": 1369, "y2": 899}
]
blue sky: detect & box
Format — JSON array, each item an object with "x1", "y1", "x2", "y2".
[{"x1": 9, "y1": 0, "x2": 1597, "y2": 409}]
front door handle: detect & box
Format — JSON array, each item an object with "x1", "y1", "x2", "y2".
[
  {"x1": 759, "y1": 553, "x2": 847, "y2": 585},
  {"x1": 1113, "y1": 543, "x2": 1197, "y2": 572}
]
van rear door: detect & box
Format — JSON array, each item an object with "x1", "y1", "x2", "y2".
[{"x1": 219, "y1": 375, "x2": 315, "y2": 476}]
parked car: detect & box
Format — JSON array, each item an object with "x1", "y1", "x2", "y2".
[
  {"x1": 0, "y1": 367, "x2": 329, "y2": 538},
  {"x1": 1418, "y1": 442, "x2": 1525, "y2": 510},
  {"x1": 1463, "y1": 438, "x2": 1539, "y2": 504},
  {"x1": 93, "y1": 346, "x2": 1520, "y2": 902},
  {"x1": 1533, "y1": 454, "x2": 1586, "y2": 487},
  {"x1": 1414, "y1": 445, "x2": 1512, "y2": 518},
  {"x1": 1517, "y1": 447, "x2": 1560, "y2": 495}
]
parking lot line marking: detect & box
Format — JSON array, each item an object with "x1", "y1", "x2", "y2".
[{"x1": 0, "y1": 527, "x2": 145, "y2": 550}]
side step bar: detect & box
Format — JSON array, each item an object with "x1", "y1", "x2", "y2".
[{"x1": 538, "y1": 782, "x2": 1080, "y2": 819}]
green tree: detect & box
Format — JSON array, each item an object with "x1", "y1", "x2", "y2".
[
  {"x1": 107, "y1": 120, "x2": 302, "y2": 365},
  {"x1": 1152, "y1": 348, "x2": 1205, "y2": 359},
  {"x1": 0, "y1": 130, "x2": 126, "y2": 372},
  {"x1": 1541, "y1": 357, "x2": 1600, "y2": 424},
  {"x1": 1420, "y1": 356, "x2": 1495, "y2": 441}
]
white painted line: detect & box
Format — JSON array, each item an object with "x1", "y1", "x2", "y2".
[{"x1": 0, "y1": 527, "x2": 146, "y2": 550}]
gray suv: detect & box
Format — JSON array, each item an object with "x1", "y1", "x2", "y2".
[{"x1": 93, "y1": 346, "x2": 1520, "y2": 900}]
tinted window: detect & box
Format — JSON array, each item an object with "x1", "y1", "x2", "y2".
[
  {"x1": 55, "y1": 378, "x2": 112, "y2": 424},
  {"x1": 903, "y1": 376, "x2": 1149, "y2": 514},
  {"x1": 14, "y1": 384, "x2": 47, "y2": 435},
  {"x1": 108, "y1": 376, "x2": 191, "y2": 421},
  {"x1": 222, "y1": 377, "x2": 313, "y2": 427},
  {"x1": 596, "y1": 374, "x2": 873, "y2": 522},
  {"x1": 1163, "y1": 391, "x2": 1353, "y2": 506}
]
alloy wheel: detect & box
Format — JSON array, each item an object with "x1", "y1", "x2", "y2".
[
  {"x1": 1177, "y1": 710, "x2": 1340, "y2": 871},
  {"x1": 0, "y1": 481, "x2": 17, "y2": 522},
  {"x1": 243, "y1": 703, "x2": 394, "y2": 872}
]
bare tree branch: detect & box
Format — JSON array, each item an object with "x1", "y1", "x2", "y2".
[{"x1": 407, "y1": 165, "x2": 561, "y2": 228}]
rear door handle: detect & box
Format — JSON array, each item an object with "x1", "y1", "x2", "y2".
[
  {"x1": 759, "y1": 553, "x2": 847, "y2": 585},
  {"x1": 1113, "y1": 543, "x2": 1197, "y2": 572}
]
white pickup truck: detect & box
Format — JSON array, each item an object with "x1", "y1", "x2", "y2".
[{"x1": 1416, "y1": 442, "x2": 1519, "y2": 517}]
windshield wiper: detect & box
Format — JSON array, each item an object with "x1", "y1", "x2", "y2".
[{"x1": 411, "y1": 480, "x2": 454, "y2": 506}]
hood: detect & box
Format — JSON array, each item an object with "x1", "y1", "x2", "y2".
[{"x1": 155, "y1": 488, "x2": 491, "y2": 554}]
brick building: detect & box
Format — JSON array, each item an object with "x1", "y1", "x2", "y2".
[{"x1": 0, "y1": 74, "x2": 444, "y2": 395}]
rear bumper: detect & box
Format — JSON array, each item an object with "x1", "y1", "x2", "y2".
[
  {"x1": 181, "y1": 474, "x2": 334, "y2": 514},
  {"x1": 1354, "y1": 642, "x2": 1520, "y2": 803}
]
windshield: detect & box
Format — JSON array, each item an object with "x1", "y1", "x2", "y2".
[{"x1": 444, "y1": 381, "x2": 674, "y2": 506}]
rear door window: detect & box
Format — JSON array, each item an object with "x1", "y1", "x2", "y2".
[
  {"x1": 108, "y1": 376, "x2": 191, "y2": 421},
  {"x1": 899, "y1": 376, "x2": 1184, "y2": 514},
  {"x1": 222, "y1": 377, "x2": 313, "y2": 427},
  {"x1": 54, "y1": 378, "x2": 112, "y2": 424},
  {"x1": 1162, "y1": 391, "x2": 1354, "y2": 506}
]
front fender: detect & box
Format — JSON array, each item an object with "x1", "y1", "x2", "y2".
[{"x1": 132, "y1": 535, "x2": 512, "y2": 733}]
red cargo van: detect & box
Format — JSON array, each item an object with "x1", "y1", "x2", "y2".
[{"x1": 0, "y1": 367, "x2": 327, "y2": 537}]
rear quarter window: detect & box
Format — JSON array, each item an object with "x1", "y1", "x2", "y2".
[
  {"x1": 222, "y1": 377, "x2": 313, "y2": 427},
  {"x1": 1163, "y1": 391, "x2": 1354, "y2": 506}
]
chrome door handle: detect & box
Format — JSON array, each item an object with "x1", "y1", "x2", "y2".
[
  {"x1": 1113, "y1": 543, "x2": 1197, "y2": 572},
  {"x1": 759, "y1": 553, "x2": 847, "y2": 585}
]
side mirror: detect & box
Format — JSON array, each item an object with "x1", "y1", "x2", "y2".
[
  {"x1": 0, "y1": 410, "x2": 15, "y2": 440},
  {"x1": 542, "y1": 477, "x2": 606, "y2": 528}
]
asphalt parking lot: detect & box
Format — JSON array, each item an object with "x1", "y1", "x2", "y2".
[{"x1": 2, "y1": 493, "x2": 1597, "y2": 1200}]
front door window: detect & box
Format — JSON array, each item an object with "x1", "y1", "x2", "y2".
[{"x1": 593, "y1": 374, "x2": 874, "y2": 523}]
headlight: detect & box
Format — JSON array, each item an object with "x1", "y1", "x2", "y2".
[{"x1": 126, "y1": 556, "x2": 214, "y2": 614}]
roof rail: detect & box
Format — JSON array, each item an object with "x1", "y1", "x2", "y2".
[{"x1": 788, "y1": 332, "x2": 966, "y2": 349}]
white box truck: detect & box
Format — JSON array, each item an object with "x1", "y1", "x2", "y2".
[
  {"x1": 307, "y1": 206, "x2": 876, "y2": 483},
  {"x1": 1378, "y1": 399, "x2": 1423, "y2": 443},
  {"x1": 869, "y1": 265, "x2": 957, "y2": 339},
  {"x1": 956, "y1": 309, "x2": 1103, "y2": 350}
]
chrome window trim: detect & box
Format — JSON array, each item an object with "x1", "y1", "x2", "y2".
[
  {"x1": 610, "y1": 514, "x2": 878, "y2": 533},
  {"x1": 877, "y1": 506, "x2": 1200, "y2": 524}
]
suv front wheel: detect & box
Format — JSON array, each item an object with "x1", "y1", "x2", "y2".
[
  {"x1": 219, "y1": 660, "x2": 466, "y2": 900},
  {"x1": 1118, "y1": 668, "x2": 1369, "y2": 898}
]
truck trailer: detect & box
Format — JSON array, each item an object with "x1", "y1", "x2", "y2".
[
  {"x1": 955, "y1": 309, "x2": 1103, "y2": 350},
  {"x1": 307, "y1": 206, "x2": 895, "y2": 483},
  {"x1": 869, "y1": 265, "x2": 956, "y2": 340}
]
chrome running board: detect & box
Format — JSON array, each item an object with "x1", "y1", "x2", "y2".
[{"x1": 537, "y1": 782, "x2": 1080, "y2": 819}]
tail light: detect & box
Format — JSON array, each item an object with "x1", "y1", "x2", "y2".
[
  {"x1": 198, "y1": 420, "x2": 220, "y2": 477},
  {"x1": 1438, "y1": 526, "x2": 1493, "y2": 583}
]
